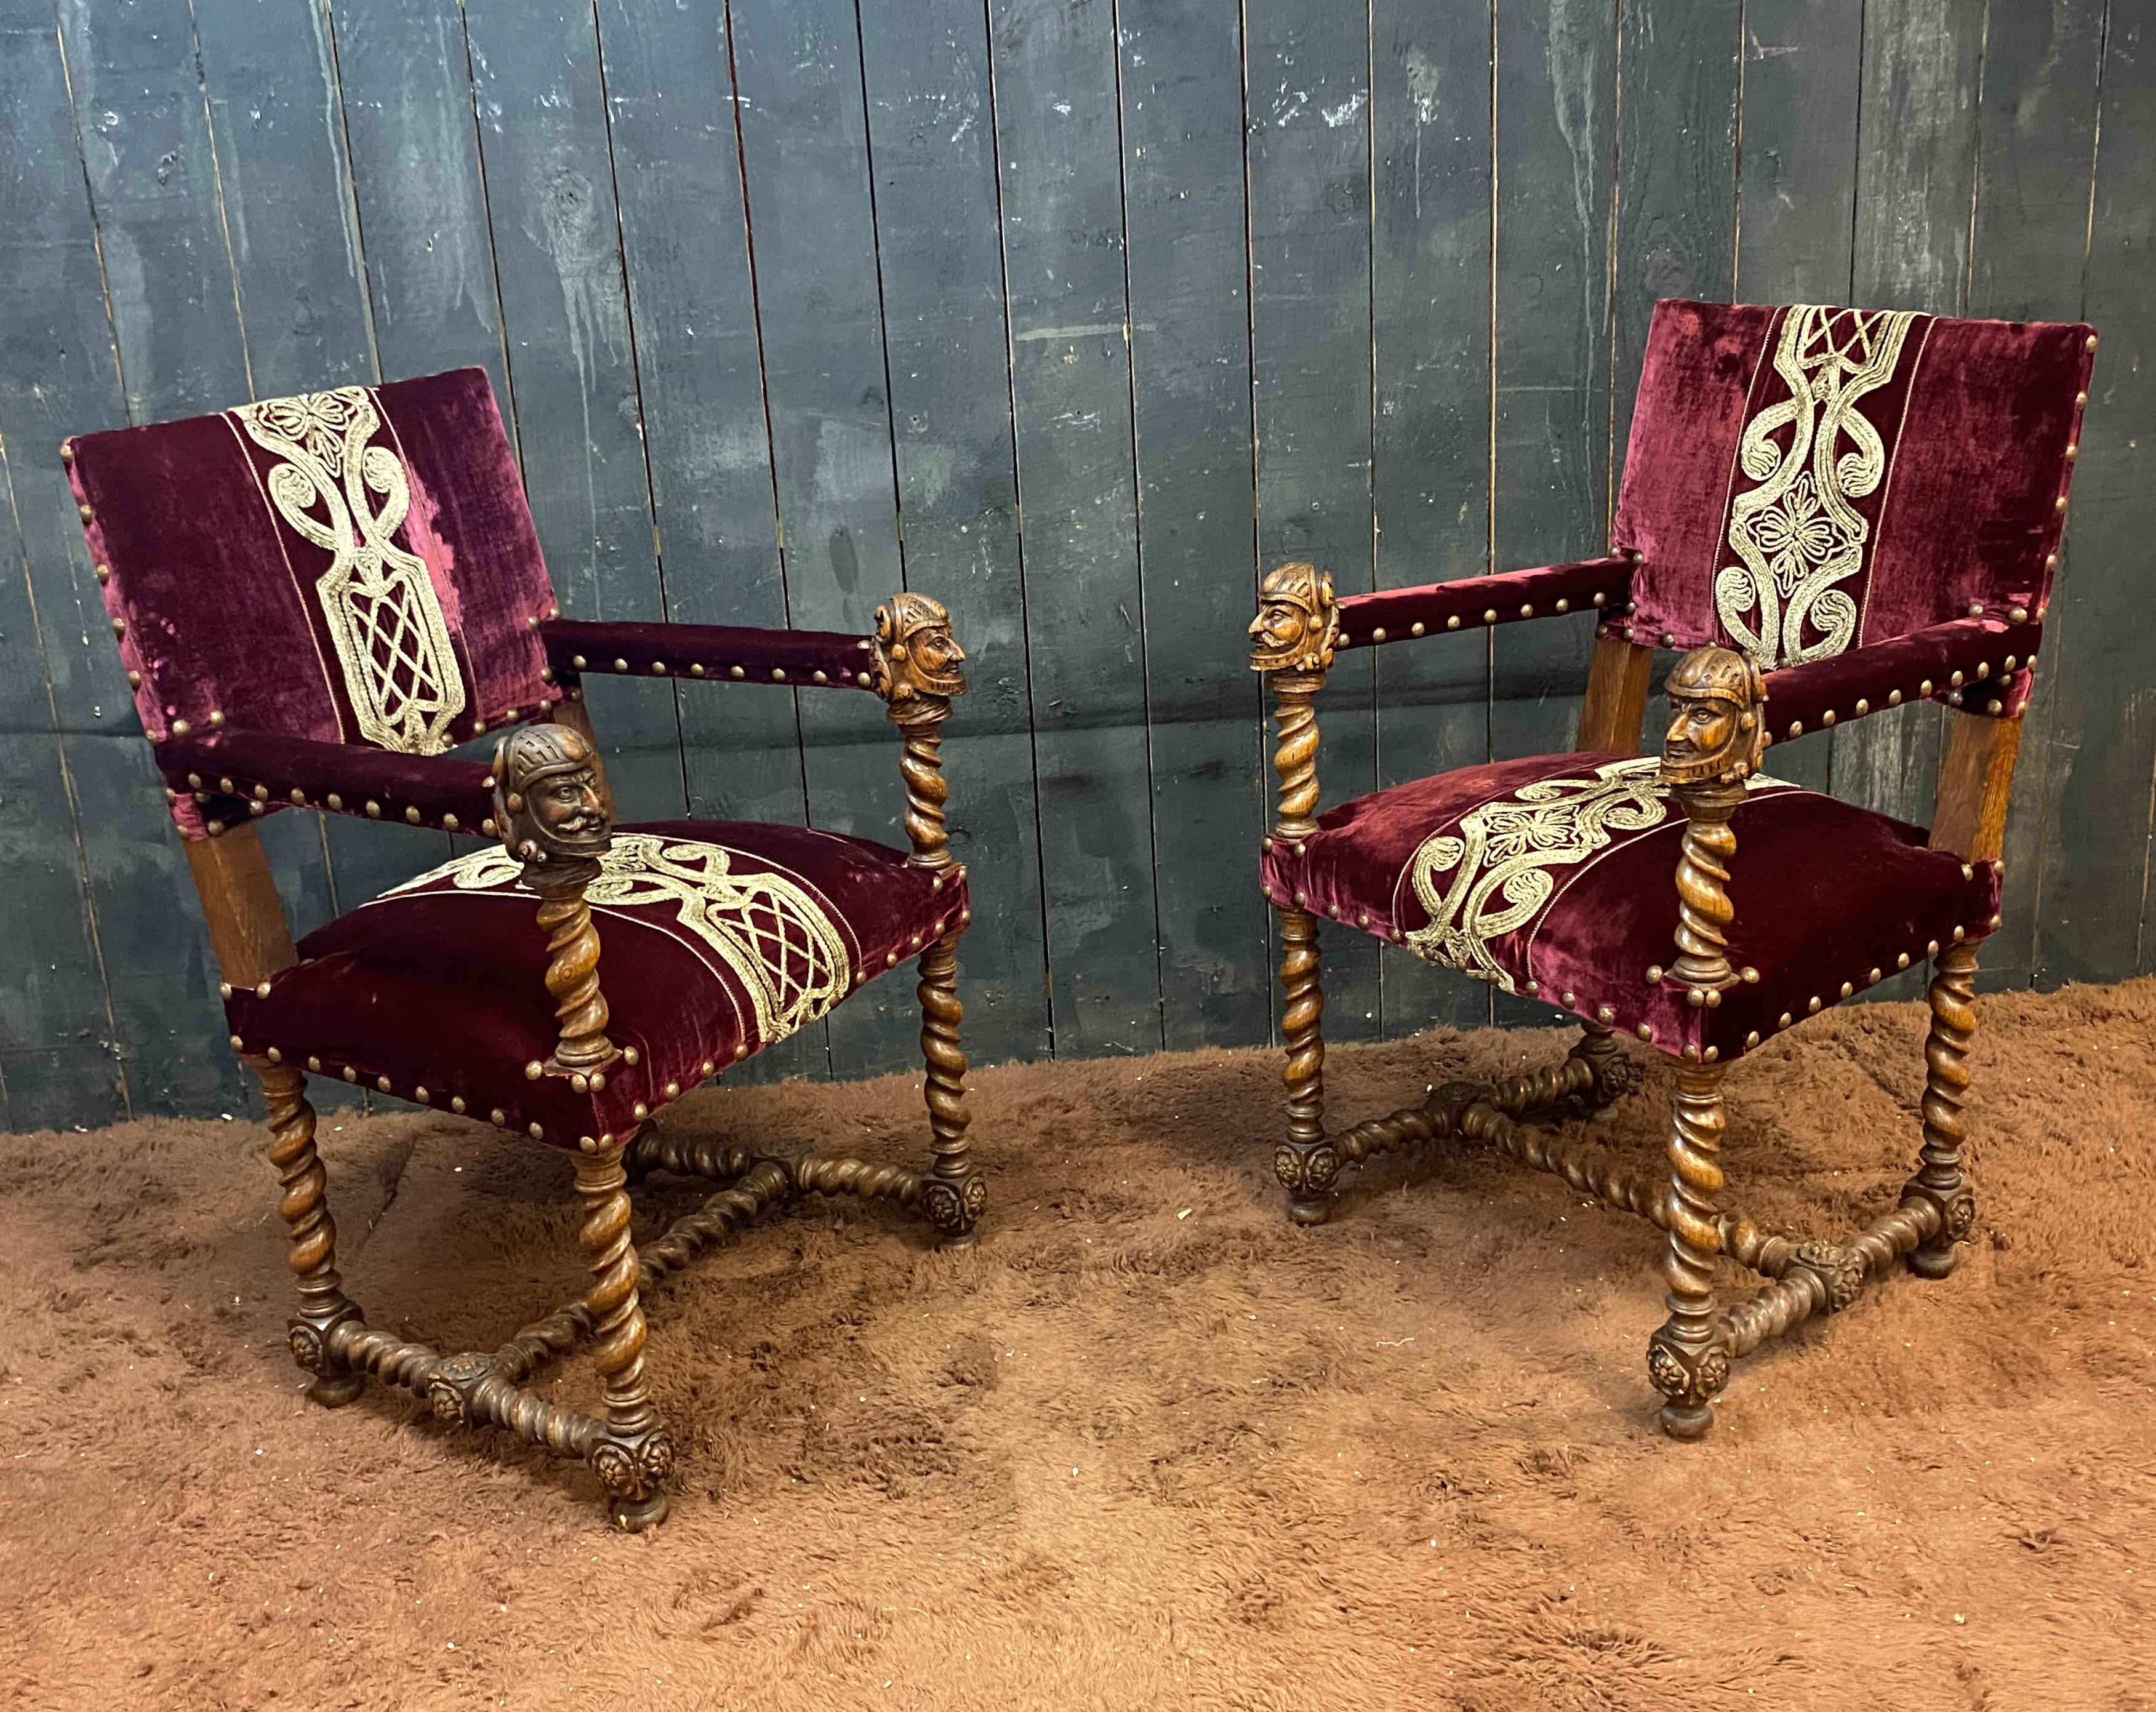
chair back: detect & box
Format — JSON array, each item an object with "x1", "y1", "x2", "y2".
[
  {"x1": 66, "y1": 368, "x2": 559, "y2": 769},
  {"x1": 1613, "y1": 299, "x2": 2093, "y2": 668}
]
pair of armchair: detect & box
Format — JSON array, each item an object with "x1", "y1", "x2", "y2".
[{"x1": 63, "y1": 296, "x2": 2090, "y2": 1526}]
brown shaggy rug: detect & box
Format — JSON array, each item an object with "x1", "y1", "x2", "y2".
[{"x1": 3, "y1": 978, "x2": 2152, "y2": 1710}]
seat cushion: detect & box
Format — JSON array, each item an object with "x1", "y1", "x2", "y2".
[
  {"x1": 1261, "y1": 753, "x2": 1999, "y2": 1062},
  {"x1": 224, "y1": 819, "x2": 967, "y2": 1148}
]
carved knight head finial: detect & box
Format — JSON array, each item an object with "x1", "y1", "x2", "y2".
[
  {"x1": 1249, "y1": 562, "x2": 1339, "y2": 674},
  {"x1": 872, "y1": 592, "x2": 967, "y2": 702},
  {"x1": 1662, "y1": 647, "x2": 1766, "y2": 789},
  {"x1": 494, "y1": 723, "x2": 612, "y2": 870}
]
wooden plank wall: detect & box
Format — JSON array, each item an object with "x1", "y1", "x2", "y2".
[{"x1": 1, "y1": 0, "x2": 2149, "y2": 1127}]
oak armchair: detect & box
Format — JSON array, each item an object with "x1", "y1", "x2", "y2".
[
  {"x1": 1249, "y1": 299, "x2": 2093, "y2": 1436},
  {"x1": 64, "y1": 368, "x2": 984, "y2": 1527}
]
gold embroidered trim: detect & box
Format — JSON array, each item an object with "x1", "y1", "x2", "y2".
[
  {"x1": 1401, "y1": 758, "x2": 1787, "y2": 991},
  {"x1": 387, "y1": 834, "x2": 853, "y2": 1046},
  {"x1": 234, "y1": 387, "x2": 467, "y2": 753},
  {"x1": 1714, "y1": 305, "x2": 1918, "y2": 671}
]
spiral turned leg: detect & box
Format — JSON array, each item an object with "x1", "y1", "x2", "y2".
[
  {"x1": 1903, "y1": 942, "x2": 1980, "y2": 1279},
  {"x1": 574, "y1": 1143, "x2": 671, "y2": 1530},
  {"x1": 1647, "y1": 1063, "x2": 1731, "y2": 1439},
  {"x1": 1272, "y1": 908, "x2": 1336, "y2": 1225},
  {"x1": 916, "y1": 932, "x2": 984, "y2": 1248},
  {"x1": 251, "y1": 1060, "x2": 365, "y2": 1407}
]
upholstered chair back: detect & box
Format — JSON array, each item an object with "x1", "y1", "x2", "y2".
[
  {"x1": 65, "y1": 368, "x2": 560, "y2": 831},
  {"x1": 1613, "y1": 300, "x2": 2093, "y2": 670}
]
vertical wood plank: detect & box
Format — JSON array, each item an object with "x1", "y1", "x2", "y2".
[
  {"x1": 2044, "y1": 2, "x2": 2156, "y2": 984},
  {"x1": 1489, "y1": 0, "x2": 1616, "y2": 1025},
  {"x1": 0, "y1": 2, "x2": 126, "y2": 1130},
  {"x1": 1244, "y1": 0, "x2": 1381, "y2": 1044},
  {"x1": 1117, "y1": 0, "x2": 1270, "y2": 1049},
  {"x1": 1964, "y1": 0, "x2": 2107, "y2": 992},
  {"x1": 859, "y1": 0, "x2": 1052, "y2": 1065},
  {"x1": 1729, "y1": 0, "x2": 1865, "y2": 794},
  {"x1": 1367, "y1": 0, "x2": 1496, "y2": 1036},
  {"x1": 988, "y1": 0, "x2": 1163, "y2": 1057},
  {"x1": 1831, "y1": 0, "x2": 1983, "y2": 849},
  {"x1": 459, "y1": 0, "x2": 683, "y2": 825},
  {"x1": 588, "y1": 0, "x2": 822, "y2": 1083},
  {"x1": 725, "y1": 0, "x2": 913, "y2": 1077}
]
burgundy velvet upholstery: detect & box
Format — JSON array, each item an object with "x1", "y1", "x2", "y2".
[
  {"x1": 1760, "y1": 615, "x2": 2037, "y2": 744},
  {"x1": 1612, "y1": 300, "x2": 2090, "y2": 714},
  {"x1": 65, "y1": 367, "x2": 560, "y2": 838},
  {"x1": 160, "y1": 729, "x2": 499, "y2": 835},
  {"x1": 544, "y1": 618, "x2": 881, "y2": 691},
  {"x1": 1335, "y1": 556, "x2": 1634, "y2": 647},
  {"x1": 225, "y1": 820, "x2": 968, "y2": 1148},
  {"x1": 1264, "y1": 754, "x2": 1998, "y2": 1062}
]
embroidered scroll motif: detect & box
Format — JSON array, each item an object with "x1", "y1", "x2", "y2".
[
  {"x1": 1714, "y1": 305, "x2": 1918, "y2": 671},
  {"x1": 1401, "y1": 758, "x2": 1788, "y2": 990},
  {"x1": 234, "y1": 387, "x2": 466, "y2": 753},
  {"x1": 388, "y1": 834, "x2": 852, "y2": 1045}
]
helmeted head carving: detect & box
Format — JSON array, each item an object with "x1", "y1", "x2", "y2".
[
  {"x1": 1249, "y1": 562, "x2": 1339, "y2": 674},
  {"x1": 872, "y1": 592, "x2": 966, "y2": 702},
  {"x1": 1662, "y1": 647, "x2": 1766, "y2": 788},
  {"x1": 494, "y1": 723, "x2": 611, "y2": 867}
]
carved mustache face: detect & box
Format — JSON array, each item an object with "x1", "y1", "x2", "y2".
[
  {"x1": 532, "y1": 771, "x2": 609, "y2": 851},
  {"x1": 1249, "y1": 600, "x2": 1310, "y2": 654},
  {"x1": 908, "y1": 623, "x2": 966, "y2": 684},
  {"x1": 1664, "y1": 698, "x2": 1737, "y2": 766}
]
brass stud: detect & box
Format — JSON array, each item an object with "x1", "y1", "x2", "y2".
[
  {"x1": 1947, "y1": 690, "x2": 1964, "y2": 707},
  {"x1": 1840, "y1": 980, "x2": 1854, "y2": 998},
  {"x1": 1778, "y1": 1012, "x2": 1792, "y2": 1030},
  {"x1": 343, "y1": 1066, "x2": 358, "y2": 1082},
  {"x1": 60, "y1": 442, "x2": 73, "y2": 464},
  {"x1": 481, "y1": 818, "x2": 497, "y2": 836},
  {"x1": 1682, "y1": 1042, "x2": 1700, "y2": 1060},
  {"x1": 172, "y1": 718, "x2": 193, "y2": 738},
  {"x1": 886, "y1": 951, "x2": 898, "y2": 967},
  {"x1": 127, "y1": 670, "x2": 142, "y2": 689},
  {"x1": 1635, "y1": 1022, "x2": 1654, "y2": 1042},
  {"x1": 691, "y1": 662, "x2": 706, "y2": 676},
  {"x1": 529, "y1": 1122, "x2": 545, "y2": 1141},
  {"x1": 1555, "y1": 599, "x2": 1569, "y2": 614},
  {"x1": 443, "y1": 813, "x2": 460, "y2": 833},
  {"x1": 1357, "y1": 913, "x2": 1369, "y2": 928},
  {"x1": 633, "y1": 1102, "x2": 649, "y2": 1121},
  {"x1": 247, "y1": 800, "x2": 265, "y2": 818},
  {"x1": 1411, "y1": 622, "x2": 1425, "y2": 636},
  {"x1": 1919, "y1": 679, "x2": 1933, "y2": 697},
  {"x1": 664, "y1": 1082, "x2": 680, "y2": 1099},
  {"x1": 590, "y1": 1071, "x2": 605, "y2": 1093},
  {"x1": 491, "y1": 1108, "x2": 507, "y2": 1125},
  {"x1": 1593, "y1": 591, "x2": 1608, "y2": 607},
  {"x1": 1645, "y1": 964, "x2": 1663, "y2": 985},
  {"x1": 1854, "y1": 698, "x2": 1869, "y2": 716},
  {"x1": 1949, "y1": 670, "x2": 1965, "y2": 687},
  {"x1": 78, "y1": 503, "x2": 93, "y2": 522},
  {"x1": 1962, "y1": 862, "x2": 1975, "y2": 880},
  {"x1": 1482, "y1": 608, "x2": 1497, "y2": 625},
  {"x1": 1887, "y1": 689, "x2": 1902, "y2": 706},
  {"x1": 772, "y1": 668, "x2": 787, "y2": 681},
  {"x1": 2003, "y1": 655, "x2": 2017, "y2": 672},
  {"x1": 289, "y1": 787, "x2": 306, "y2": 805},
  {"x1": 734, "y1": 1042, "x2": 749, "y2": 1059},
  {"x1": 474, "y1": 717, "x2": 490, "y2": 732},
  {"x1": 1446, "y1": 614, "x2": 1461, "y2": 630},
  {"x1": 1520, "y1": 604, "x2": 1534, "y2": 619},
  {"x1": 730, "y1": 665, "x2": 745, "y2": 679},
  {"x1": 326, "y1": 793, "x2": 343, "y2": 810},
  {"x1": 1787, "y1": 719, "x2": 1803, "y2": 738},
  {"x1": 2055, "y1": 495, "x2": 2067, "y2": 513},
  {"x1": 365, "y1": 800, "x2": 382, "y2": 818},
  {"x1": 1744, "y1": 1031, "x2": 1760, "y2": 1050},
  {"x1": 652, "y1": 660, "x2": 670, "y2": 675},
  {"x1": 622, "y1": 1046, "x2": 639, "y2": 1066},
  {"x1": 1686, "y1": 986, "x2": 1705, "y2": 1008},
  {"x1": 540, "y1": 666, "x2": 555, "y2": 682},
  {"x1": 1927, "y1": 939, "x2": 1940, "y2": 958},
  {"x1": 813, "y1": 669, "x2": 828, "y2": 684},
  {"x1": 1987, "y1": 698, "x2": 2003, "y2": 715},
  {"x1": 414, "y1": 1086, "x2": 429, "y2": 1103},
  {"x1": 857, "y1": 671, "x2": 873, "y2": 687},
  {"x1": 1661, "y1": 632, "x2": 1676, "y2": 647},
  {"x1": 526, "y1": 1060, "x2": 545, "y2": 1081},
  {"x1": 571, "y1": 1072, "x2": 589, "y2": 1094},
  {"x1": 2045, "y1": 554, "x2": 2059, "y2": 572},
  {"x1": 1739, "y1": 966, "x2": 1758, "y2": 984},
  {"x1": 1897, "y1": 952, "x2": 1910, "y2": 970},
  {"x1": 1867, "y1": 967, "x2": 1881, "y2": 984},
  {"x1": 700, "y1": 1060, "x2": 716, "y2": 1076},
  {"x1": 111, "y1": 616, "x2": 126, "y2": 639},
  {"x1": 612, "y1": 658, "x2": 628, "y2": 673},
  {"x1": 405, "y1": 805, "x2": 422, "y2": 824},
  {"x1": 1595, "y1": 1004, "x2": 1614, "y2": 1024},
  {"x1": 1952, "y1": 926, "x2": 1966, "y2": 941},
  {"x1": 1808, "y1": 996, "x2": 1821, "y2": 1014},
  {"x1": 1561, "y1": 990, "x2": 1577, "y2": 1007},
  {"x1": 1821, "y1": 710, "x2": 1836, "y2": 727},
  {"x1": 1968, "y1": 602, "x2": 1985, "y2": 617},
  {"x1": 220, "y1": 981, "x2": 235, "y2": 999},
  {"x1": 451, "y1": 1097, "x2": 466, "y2": 1113},
  {"x1": 376, "y1": 1075, "x2": 391, "y2": 1093},
  {"x1": 2075, "y1": 390, "x2": 2088, "y2": 406},
  {"x1": 254, "y1": 980, "x2": 271, "y2": 999},
  {"x1": 229, "y1": 1034, "x2": 244, "y2": 1049},
  {"x1": 1372, "y1": 627, "x2": 1387, "y2": 643},
  {"x1": 308, "y1": 1056, "x2": 323, "y2": 1072},
  {"x1": 2085, "y1": 334, "x2": 2097, "y2": 351}
]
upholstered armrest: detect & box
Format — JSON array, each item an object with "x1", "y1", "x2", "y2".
[
  {"x1": 542, "y1": 618, "x2": 881, "y2": 690},
  {"x1": 161, "y1": 728, "x2": 499, "y2": 838},
  {"x1": 1760, "y1": 615, "x2": 2040, "y2": 746},
  {"x1": 1332, "y1": 556, "x2": 1633, "y2": 649}
]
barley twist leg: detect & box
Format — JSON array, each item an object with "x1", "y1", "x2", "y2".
[
  {"x1": 574, "y1": 1143, "x2": 671, "y2": 1530},
  {"x1": 251, "y1": 1060, "x2": 365, "y2": 1407},
  {"x1": 1646, "y1": 1064, "x2": 1731, "y2": 1439},
  {"x1": 916, "y1": 932, "x2": 983, "y2": 1247},
  {"x1": 1902, "y1": 942, "x2": 1980, "y2": 1279},
  {"x1": 1272, "y1": 908, "x2": 1336, "y2": 1225}
]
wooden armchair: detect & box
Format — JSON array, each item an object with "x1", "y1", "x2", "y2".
[
  {"x1": 63, "y1": 369, "x2": 984, "y2": 1527},
  {"x1": 1248, "y1": 300, "x2": 2094, "y2": 1436}
]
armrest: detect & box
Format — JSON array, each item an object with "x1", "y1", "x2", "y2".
[
  {"x1": 543, "y1": 618, "x2": 880, "y2": 690},
  {"x1": 1759, "y1": 615, "x2": 2039, "y2": 745},
  {"x1": 1333, "y1": 555, "x2": 1633, "y2": 648},
  {"x1": 161, "y1": 728, "x2": 499, "y2": 838}
]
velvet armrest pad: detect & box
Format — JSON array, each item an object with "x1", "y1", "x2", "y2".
[
  {"x1": 1760, "y1": 615, "x2": 2040, "y2": 743},
  {"x1": 160, "y1": 728, "x2": 499, "y2": 839},
  {"x1": 543, "y1": 618, "x2": 880, "y2": 689},
  {"x1": 1334, "y1": 556, "x2": 1633, "y2": 647}
]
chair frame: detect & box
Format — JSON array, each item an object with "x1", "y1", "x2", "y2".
[
  {"x1": 175, "y1": 590, "x2": 982, "y2": 1529},
  {"x1": 1250, "y1": 561, "x2": 2021, "y2": 1438}
]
